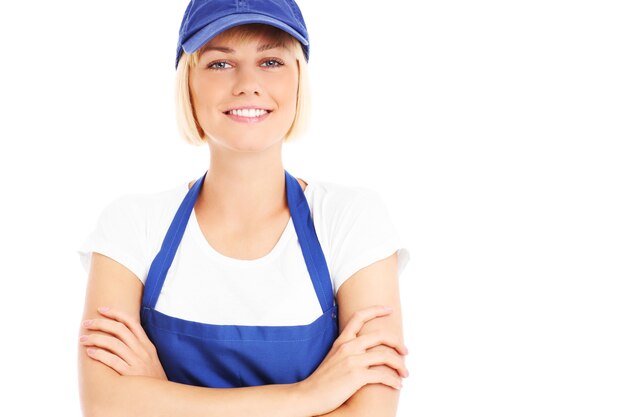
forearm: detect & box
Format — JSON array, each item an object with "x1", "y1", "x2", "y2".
[
  {"x1": 80, "y1": 361, "x2": 311, "y2": 417},
  {"x1": 340, "y1": 346, "x2": 402, "y2": 417},
  {"x1": 312, "y1": 402, "x2": 352, "y2": 417},
  {"x1": 312, "y1": 382, "x2": 399, "y2": 417}
]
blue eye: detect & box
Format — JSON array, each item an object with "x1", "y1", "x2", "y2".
[
  {"x1": 206, "y1": 58, "x2": 285, "y2": 71},
  {"x1": 207, "y1": 61, "x2": 232, "y2": 70},
  {"x1": 261, "y1": 59, "x2": 284, "y2": 68}
]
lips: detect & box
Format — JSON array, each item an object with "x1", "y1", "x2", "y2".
[
  {"x1": 224, "y1": 109, "x2": 272, "y2": 123},
  {"x1": 223, "y1": 106, "x2": 273, "y2": 113}
]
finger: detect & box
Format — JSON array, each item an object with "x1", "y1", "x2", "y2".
[
  {"x1": 85, "y1": 346, "x2": 131, "y2": 376},
  {"x1": 83, "y1": 317, "x2": 145, "y2": 356},
  {"x1": 337, "y1": 306, "x2": 393, "y2": 342},
  {"x1": 353, "y1": 330, "x2": 408, "y2": 356},
  {"x1": 359, "y1": 349, "x2": 409, "y2": 378},
  {"x1": 365, "y1": 366, "x2": 404, "y2": 390},
  {"x1": 80, "y1": 333, "x2": 138, "y2": 367},
  {"x1": 96, "y1": 307, "x2": 152, "y2": 347}
]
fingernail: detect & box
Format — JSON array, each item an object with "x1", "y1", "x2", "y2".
[
  {"x1": 383, "y1": 306, "x2": 393, "y2": 311},
  {"x1": 98, "y1": 307, "x2": 110, "y2": 313},
  {"x1": 82, "y1": 320, "x2": 93, "y2": 327},
  {"x1": 87, "y1": 348, "x2": 97, "y2": 355},
  {"x1": 79, "y1": 335, "x2": 88, "y2": 342}
]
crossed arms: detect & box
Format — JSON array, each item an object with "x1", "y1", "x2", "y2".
[{"x1": 78, "y1": 251, "x2": 407, "y2": 417}]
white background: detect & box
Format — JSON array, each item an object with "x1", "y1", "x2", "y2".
[{"x1": 0, "y1": 0, "x2": 624, "y2": 416}]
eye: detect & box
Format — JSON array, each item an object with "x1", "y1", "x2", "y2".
[
  {"x1": 207, "y1": 61, "x2": 232, "y2": 70},
  {"x1": 261, "y1": 58, "x2": 285, "y2": 68},
  {"x1": 206, "y1": 58, "x2": 285, "y2": 71}
]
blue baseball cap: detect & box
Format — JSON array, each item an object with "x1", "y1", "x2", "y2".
[{"x1": 175, "y1": 0, "x2": 310, "y2": 69}]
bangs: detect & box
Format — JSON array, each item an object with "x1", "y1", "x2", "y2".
[{"x1": 190, "y1": 23, "x2": 302, "y2": 67}]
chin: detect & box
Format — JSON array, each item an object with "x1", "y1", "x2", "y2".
[{"x1": 215, "y1": 135, "x2": 284, "y2": 153}]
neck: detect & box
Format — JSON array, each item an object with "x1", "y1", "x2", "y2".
[{"x1": 197, "y1": 141, "x2": 287, "y2": 222}]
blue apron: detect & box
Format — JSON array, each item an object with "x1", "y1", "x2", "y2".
[{"x1": 140, "y1": 170, "x2": 339, "y2": 388}]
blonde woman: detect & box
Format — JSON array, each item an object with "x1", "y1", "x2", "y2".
[{"x1": 77, "y1": 1, "x2": 411, "y2": 416}]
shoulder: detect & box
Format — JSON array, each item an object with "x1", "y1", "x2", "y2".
[
  {"x1": 304, "y1": 178, "x2": 385, "y2": 216},
  {"x1": 96, "y1": 181, "x2": 188, "y2": 235},
  {"x1": 303, "y1": 178, "x2": 395, "y2": 249},
  {"x1": 107, "y1": 181, "x2": 187, "y2": 213},
  {"x1": 303, "y1": 178, "x2": 406, "y2": 296},
  {"x1": 77, "y1": 180, "x2": 189, "y2": 283}
]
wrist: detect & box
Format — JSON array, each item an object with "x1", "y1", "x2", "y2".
[{"x1": 290, "y1": 379, "x2": 318, "y2": 417}]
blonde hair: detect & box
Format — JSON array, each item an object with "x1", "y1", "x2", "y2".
[{"x1": 175, "y1": 23, "x2": 311, "y2": 146}]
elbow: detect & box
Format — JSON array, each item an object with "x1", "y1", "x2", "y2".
[
  {"x1": 80, "y1": 379, "x2": 133, "y2": 417},
  {"x1": 80, "y1": 389, "x2": 121, "y2": 417},
  {"x1": 79, "y1": 362, "x2": 129, "y2": 417},
  {"x1": 81, "y1": 405, "x2": 107, "y2": 417},
  {"x1": 80, "y1": 395, "x2": 109, "y2": 417},
  {"x1": 80, "y1": 390, "x2": 129, "y2": 417}
]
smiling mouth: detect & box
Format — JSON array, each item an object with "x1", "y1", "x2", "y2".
[
  {"x1": 223, "y1": 109, "x2": 272, "y2": 123},
  {"x1": 223, "y1": 109, "x2": 273, "y2": 118}
]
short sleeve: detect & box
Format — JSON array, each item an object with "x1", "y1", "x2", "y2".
[
  {"x1": 328, "y1": 188, "x2": 411, "y2": 294},
  {"x1": 76, "y1": 194, "x2": 148, "y2": 284}
]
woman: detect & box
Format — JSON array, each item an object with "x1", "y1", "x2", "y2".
[{"x1": 77, "y1": 1, "x2": 411, "y2": 416}]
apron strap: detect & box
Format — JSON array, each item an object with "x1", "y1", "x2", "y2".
[
  {"x1": 141, "y1": 171, "x2": 206, "y2": 317},
  {"x1": 285, "y1": 170, "x2": 335, "y2": 312}
]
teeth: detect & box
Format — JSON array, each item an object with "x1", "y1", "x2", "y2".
[{"x1": 228, "y1": 108, "x2": 268, "y2": 117}]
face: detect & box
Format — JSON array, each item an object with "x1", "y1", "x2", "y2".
[{"x1": 188, "y1": 30, "x2": 300, "y2": 153}]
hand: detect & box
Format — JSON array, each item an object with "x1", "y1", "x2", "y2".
[
  {"x1": 296, "y1": 305, "x2": 409, "y2": 416},
  {"x1": 79, "y1": 307, "x2": 167, "y2": 380}
]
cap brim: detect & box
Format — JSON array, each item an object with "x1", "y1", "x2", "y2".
[{"x1": 182, "y1": 13, "x2": 309, "y2": 55}]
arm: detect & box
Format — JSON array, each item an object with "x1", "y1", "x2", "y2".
[
  {"x1": 78, "y1": 252, "x2": 310, "y2": 417},
  {"x1": 329, "y1": 252, "x2": 406, "y2": 417}
]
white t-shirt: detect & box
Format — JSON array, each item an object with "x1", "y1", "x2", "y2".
[{"x1": 76, "y1": 177, "x2": 410, "y2": 326}]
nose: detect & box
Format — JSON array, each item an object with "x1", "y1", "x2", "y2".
[{"x1": 232, "y1": 65, "x2": 262, "y2": 96}]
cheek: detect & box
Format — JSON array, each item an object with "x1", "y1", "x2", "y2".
[
  {"x1": 274, "y1": 71, "x2": 299, "y2": 110},
  {"x1": 189, "y1": 70, "x2": 219, "y2": 112}
]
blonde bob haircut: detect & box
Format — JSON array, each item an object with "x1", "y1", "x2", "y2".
[{"x1": 175, "y1": 23, "x2": 311, "y2": 146}]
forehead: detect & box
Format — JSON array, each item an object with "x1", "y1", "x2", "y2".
[
  {"x1": 200, "y1": 39, "x2": 286, "y2": 53},
  {"x1": 198, "y1": 40, "x2": 291, "y2": 61}
]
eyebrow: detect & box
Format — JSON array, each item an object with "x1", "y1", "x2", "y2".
[{"x1": 200, "y1": 41, "x2": 287, "y2": 57}]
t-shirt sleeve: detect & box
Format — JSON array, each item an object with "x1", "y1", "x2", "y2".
[
  {"x1": 76, "y1": 194, "x2": 148, "y2": 284},
  {"x1": 327, "y1": 187, "x2": 411, "y2": 295}
]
